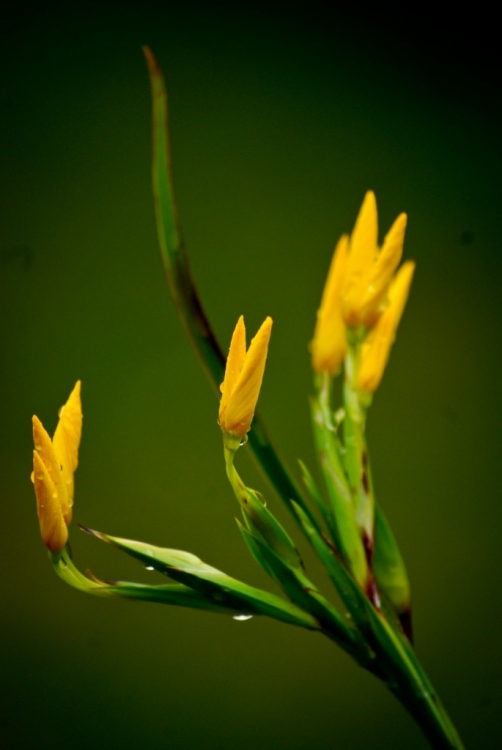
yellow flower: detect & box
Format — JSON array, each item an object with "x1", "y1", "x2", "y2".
[
  {"x1": 219, "y1": 316, "x2": 272, "y2": 437},
  {"x1": 358, "y1": 262, "x2": 415, "y2": 392},
  {"x1": 31, "y1": 381, "x2": 82, "y2": 552},
  {"x1": 342, "y1": 191, "x2": 407, "y2": 328},
  {"x1": 311, "y1": 235, "x2": 348, "y2": 374}
]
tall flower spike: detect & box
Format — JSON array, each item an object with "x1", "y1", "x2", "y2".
[
  {"x1": 358, "y1": 262, "x2": 415, "y2": 392},
  {"x1": 32, "y1": 381, "x2": 82, "y2": 551},
  {"x1": 342, "y1": 191, "x2": 407, "y2": 329},
  {"x1": 219, "y1": 317, "x2": 272, "y2": 437},
  {"x1": 311, "y1": 235, "x2": 348, "y2": 374}
]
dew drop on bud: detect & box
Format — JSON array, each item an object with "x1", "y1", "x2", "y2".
[{"x1": 233, "y1": 614, "x2": 253, "y2": 622}]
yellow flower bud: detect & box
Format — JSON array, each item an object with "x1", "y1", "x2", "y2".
[
  {"x1": 52, "y1": 380, "x2": 82, "y2": 518},
  {"x1": 31, "y1": 381, "x2": 82, "y2": 551},
  {"x1": 219, "y1": 316, "x2": 272, "y2": 437},
  {"x1": 356, "y1": 212, "x2": 407, "y2": 327},
  {"x1": 342, "y1": 191, "x2": 407, "y2": 328},
  {"x1": 358, "y1": 262, "x2": 415, "y2": 392},
  {"x1": 32, "y1": 449, "x2": 68, "y2": 553},
  {"x1": 310, "y1": 235, "x2": 348, "y2": 374}
]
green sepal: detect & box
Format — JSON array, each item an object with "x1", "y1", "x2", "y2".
[
  {"x1": 81, "y1": 527, "x2": 321, "y2": 631},
  {"x1": 310, "y1": 393, "x2": 368, "y2": 588},
  {"x1": 373, "y1": 503, "x2": 412, "y2": 640},
  {"x1": 238, "y1": 523, "x2": 356, "y2": 654}
]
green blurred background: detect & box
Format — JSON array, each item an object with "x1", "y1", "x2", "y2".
[{"x1": 1, "y1": 3, "x2": 501, "y2": 748}]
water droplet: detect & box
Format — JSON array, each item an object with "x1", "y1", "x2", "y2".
[
  {"x1": 61, "y1": 559, "x2": 68, "y2": 568},
  {"x1": 58, "y1": 406, "x2": 65, "y2": 417},
  {"x1": 144, "y1": 565, "x2": 155, "y2": 571},
  {"x1": 233, "y1": 614, "x2": 253, "y2": 621},
  {"x1": 239, "y1": 436, "x2": 248, "y2": 447}
]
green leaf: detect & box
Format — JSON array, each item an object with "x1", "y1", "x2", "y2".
[
  {"x1": 238, "y1": 524, "x2": 357, "y2": 654},
  {"x1": 82, "y1": 526, "x2": 321, "y2": 631},
  {"x1": 94, "y1": 580, "x2": 234, "y2": 613},
  {"x1": 240, "y1": 486, "x2": 303, "y2": 570},
  {"x1": 237, "y1": 518, "x2": 277, "y2": 582},
  {"x1": 51, "y1": 546, "x2": 231, "y2": 612},
  {"x1": 373, "y1": 503, "x2": 412, "y2": 640},
  {"x1": 143, "y1": 46, "x2": 312, "y2": 530}
]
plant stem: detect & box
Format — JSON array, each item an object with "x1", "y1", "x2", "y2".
[
  {"x1": 144, "y1": 46, "x2": 465, "y2": 750},
  {"x1": 343, "y1": 336, "x2": 374, "y2": 549},
  {"x1": 377, "y1": 623, "x2": 465, "y2": 749}
]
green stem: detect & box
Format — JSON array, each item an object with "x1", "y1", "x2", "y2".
[
  {"x1": 144, "y1": 46, "x2": 465, "y2": 750},
  {"x1": 375, "y1": 619, "x2": 465, "y2": 749},
  {"x1": 223, "y1": 435, "x2": 246, "y2": 499},
  {"x1": 343, "y1": 335, "x2": 374, "y2": 549}
]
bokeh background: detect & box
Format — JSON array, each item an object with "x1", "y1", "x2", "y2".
[{"x1": 1, "y1": 3, "x2": 501, "y2": 748}]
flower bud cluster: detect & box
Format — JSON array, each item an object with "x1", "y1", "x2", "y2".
[{"x1": 311, "y1": 192, "x2": 415, "y2": 391}]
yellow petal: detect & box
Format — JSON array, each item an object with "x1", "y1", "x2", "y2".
[
  {"x1": 220, "y1": 317, "x2": 272, "y2": 437},
  {"x1": 52, "y1": 381, "x2": 82, "y2": 512},
  {"x1": 219, "y1": 316, "x2": 246, "y2": 424},
  {"x1": 342, "y1": 191, "x2": 378, "y2": 327},
  {"x1": 358, "y1": 261, "x2": 415, "y2": 392},
  {"x1": 358, "y1": 212, "x2": 407, "y2": 327},
  {"x1": 311, "y1": 235, "x2": 348, "y2": 373},
  {"x1": 33, "y1": 415, "x2": 71, "y2": 524},
  {"x1": 33, "y1": 450, "x2": 68, "y2": 553}
]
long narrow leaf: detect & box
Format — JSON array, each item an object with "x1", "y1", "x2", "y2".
[
  {"x1": 143, "y1": 46, "x2": 311, "y2": 523},
  {"x1": 92, "y1": 579, "x2": 235, "y2": 613},
  {"x1": 373, "y1": 502, "x2": 412, "y2": 640},
  {"x1": 238, "y1": 524, "x2": 356, "y2": 654},
  {"x1": 82, "y1": 526, "x2": 321, "y2": 631}
]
